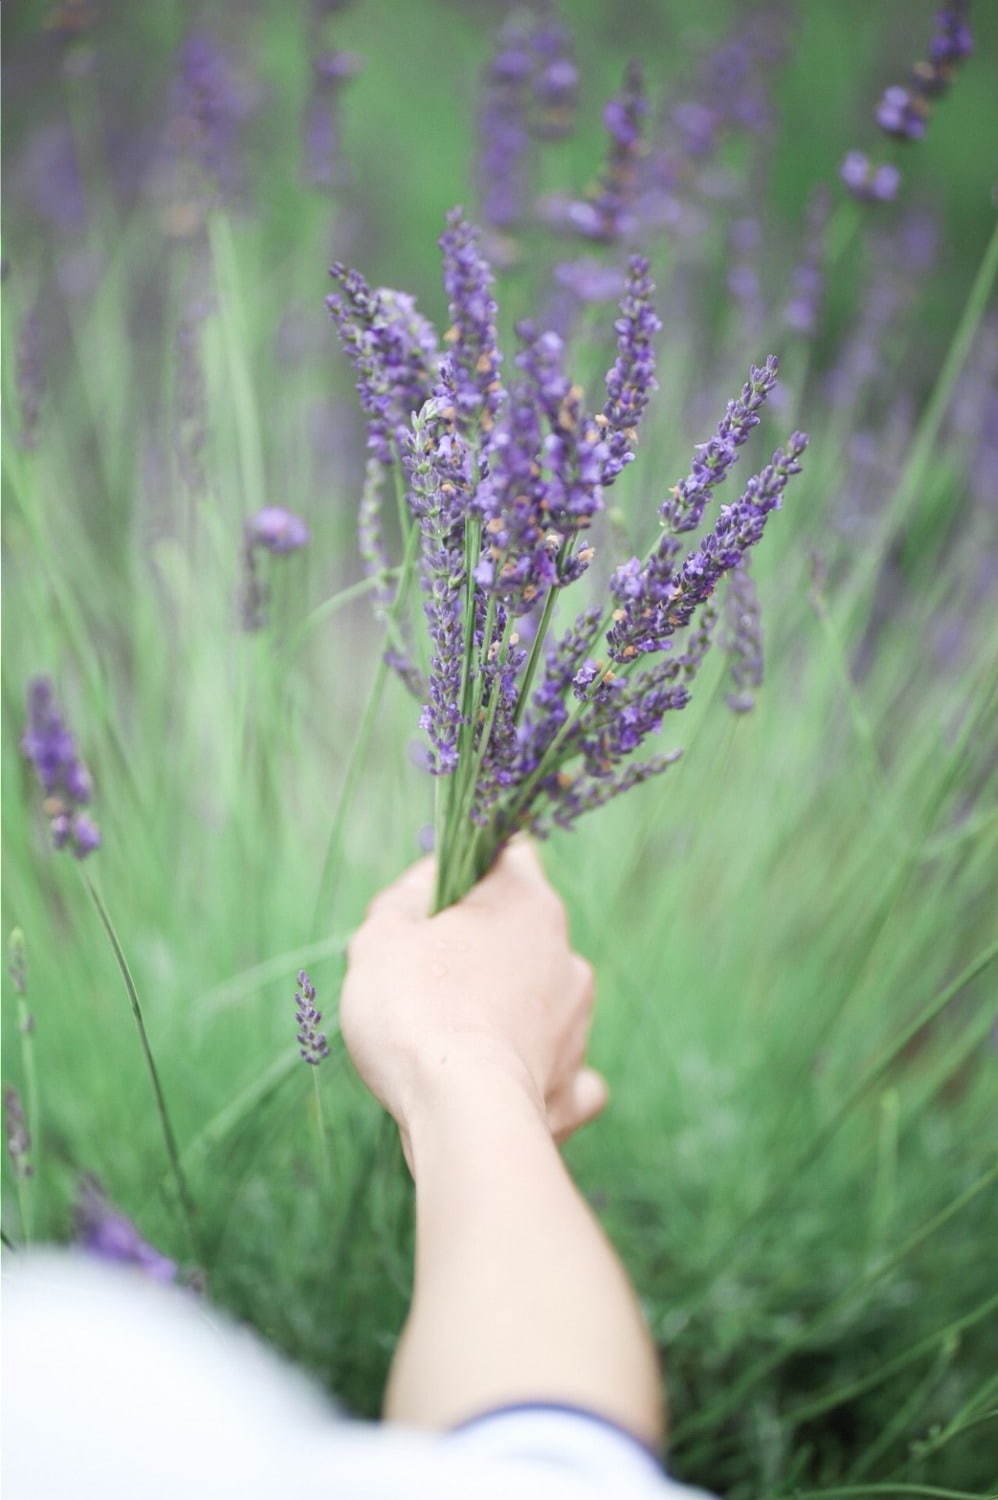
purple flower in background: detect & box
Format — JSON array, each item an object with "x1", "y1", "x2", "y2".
[
  {"x1": 19, "y1": 124, "x2": 88, "y2": 234},
  {"x1": 722, "y1": 558, "x2": 764, "y2": 713},
  {"x1": 16, "y1": 303, "x2": 46, "y2": 451},
  {"x1": 248, "y1": 506, "x2": 311, "y2": 554},
  {"x1": 554, "y1": 258, "x2": 627, "y2": 305},
  {"x1": 845, "y1": 0, "x2": 973, "y2": 202},
  {"x1": 529, "y1": 10, "x2": 578, "y2": 139},
  {"x1": 839, "y1": 151, "x2": 901, "y2": 203},
  {"x1": 553, "y1": 61, "x2": 647, "y2": 244},
  {"x1": 303, "y1": 49, "x2": 363, "y2": 189},
  {"x1": 172, "y1": 32, "x2": 256, "y2": 203},
  {"x1": 21, "y1": 677, "x2": 101, "y2": 859},
  {"x1": 783, "y1": 188, "x2": 829, "y2": 338},
  {"x1": 4, "y1": 1086, "x2": 33, "y2": 1181},
  {"x1": 477, "y1": 14, "x2": 533, "y2": 232},
  {"x1": 327, "y1": 267, "x2": 441, "y2": 462},
  {"x1": 295, "y1": 970, "x2": 330, "y2": 1066},
  {"x1": 75, "y1": 1177, "x2": 177, "y2": 1283},
  {"x1": 876, "y1": 84, "x2": 927, "y2": 142}
]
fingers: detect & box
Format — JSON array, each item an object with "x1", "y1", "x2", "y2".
[
  {"x1": 364, "y1": 856, "x2": 436, "y2": 921},
  {"x1": 551, "y1": 1067, "x2": 609, "y2": 1143}
]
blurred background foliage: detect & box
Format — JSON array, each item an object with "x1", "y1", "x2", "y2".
[{"x1": 3, "y1": 0, "x2": 997, "y2": 1494}]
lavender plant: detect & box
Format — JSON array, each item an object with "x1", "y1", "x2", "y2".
[
  {"x1": 840, "y1": 1, "x2": 973, "y2": 203},
  {"x1": 330, "y1": 214, "x2": 807, "y2": 910}
]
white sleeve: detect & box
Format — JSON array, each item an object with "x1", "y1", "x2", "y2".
[{"x1": 2, "y1": 1251, "x2": 715, "y2": 1500}]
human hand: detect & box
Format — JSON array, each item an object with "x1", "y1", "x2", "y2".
[{"x1": 341, "y1": 840, "x2": 607, "y2": 1154}]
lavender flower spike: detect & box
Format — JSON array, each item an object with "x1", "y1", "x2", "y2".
[
  {"x1": 599, "y1": 254, "x2": 661, "y2": 485},
  {"x1": 21, "y1": 677, "x2": 101, "y2": 859},
  {"x1": 722, "y1": 558, "x2": 764, "y2": 713},
  {"x1": 439, "y1": 210, "x2": 505, "y2": 434},
  {"x1": 4, "y1": 1086, "x2": 33, "y2": 1180},
  {"x1": 248, "y1": 506, "x2": 310, "y2": 554},
  {"x1": 295, "y1": 970, "x2": 330, "y2": 1066},
  {"x1": 477, "y1": 15, "x2": 533, "y2": 233},
  {"x1": 75, "y1": 1176, "x2": 177, "y2": 1283}
]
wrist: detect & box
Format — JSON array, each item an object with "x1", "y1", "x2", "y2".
[{"x1": 401, "y1": 1045, "x2": 548, "y2": 1160}]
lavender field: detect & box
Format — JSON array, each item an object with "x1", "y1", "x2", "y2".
[{"x1": 3, "y1": 0, "x2": 997, "y2": 1491}]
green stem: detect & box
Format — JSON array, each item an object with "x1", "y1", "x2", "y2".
[
  {"x1": 311, "y1": 1068, "x2": 332, "y2": 1188},
  {"x1": 311, "y1": 524, "x2": 421, "y2": 929},
  {"x1": 85, "y1": 876, "x2": 201, "y2": 1261}
]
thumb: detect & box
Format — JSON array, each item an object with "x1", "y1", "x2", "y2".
[{"x1": 552, "y1": 1068, "x2": 609, "y2": 1143}]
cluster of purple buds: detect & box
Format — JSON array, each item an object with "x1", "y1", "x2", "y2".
[
  {"x1": 74, "y1": 1176, "x2": 177, "y2": 1283},
  {"x1": 21, "y1": 677, "x2": 101, "y2": 858},
  {"x1": 327, "y1": 265, "x2": 441, "y2": 461},
  {"x1": 783, "y1": 188, "x2": 829, "y2": 338},
  {"x1": 722, "y1": 558, "x2": 764, "y2": 713},
  {"x1": 842, "y1": 2, "x2": 972, "y2": 202},
  {"x1": 303, "y1": 49, "x2": 363, "y2": 189},
  {"x1": 4, "y1": 1086, "x2": 32, "y2": 1180},
  {"x1": 295, "y1": 970, "x2": 330, "y2": 1066},
  {"x1": 551, "y1": 60, "x2": 647, "y2": 244},
  {"x1": 169, "y1": 32, "x2": 257, "y2": 207},
  {"x1": 332, "y1": 214, "x2": 806, "y2": 889},
  {"x1": 241, "y1": 506, "x2": 310, "y2": 630},
  {"x1": 476, "y1": 6, "x2": 578, "y2": 238}
]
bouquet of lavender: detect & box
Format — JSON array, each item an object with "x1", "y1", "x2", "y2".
[{"x1": 328, "y1": 212, "x2": 806, "y2": 911}]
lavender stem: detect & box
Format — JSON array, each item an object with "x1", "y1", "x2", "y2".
[{"x1": 84, "y1": 876, "x2": 201, "y2": 1261}]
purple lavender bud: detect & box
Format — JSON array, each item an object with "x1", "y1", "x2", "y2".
[
  {"x1": 303, "y1": 50, "x2": 362, "y2": 189},
  {"x1": 173, "y1": 32, "x2": 255, "y2": 203},
  {"x1": 599, "y1": 255, "x2": 661, "y2": 486},
  {"x1": 327, "y1": 266, "x2": 441, "y2": 462},
  {"x1": 783, "y1": 188, "x2": 829, "y2": 338},
  {"x1": 537, "y1": 749, "x2": 682, "y2": 834},
  {"x1": 295, "y1": 969, "x2": 330, "y2": 1066},
  {"x1": 439, "y1": 211, "x2": 505, "y2": 434},
  {"x1": 928, "y1": 2, "x2": 973, "y2": 66},
  {"x1": 722, "y1": 558, "x2": 763, "y2": 713},
  {"x1": 70, "y1": 813, "x2": 102, "y2": 858},
  {"x1": 405, "y1": 397, "x2": 472, "y2": 773},
  {"x1": 876, "y1": 84, "x2": 928, "y2": 141},
  {"x1": 554, "y1": 259, "x2": 627, "y2": 305},
  {"x1": 19, "y1": 124, "x2": 87, "y2": 234},
  {"x1": 477, "y1": 17, "x2": 533, "y2": 231},
  {"x1": 16, "y1": 304, "x2": 46, "y2": 451},
  {"x1": 4, "y1": 1086, "x2": 33, "y2": 1180},
  {"x1": 247, "y1": 506, "x2": 310, "y2": 554},
  {"x1": 75, "y1": 1177, "x2": 177, "y2": 1283},
  {"x1": 21, "y1": 677, "x2": 102, "y2": 857},
  {"x1": 558, "y1": 61, "x2": 647, "y2": 245},
  {"x1": 660, "y1": 358, "x2": 779, "y2": 535},
  {"x1": 840, "y1": 151, "x2": 901, "y2": 203},
  {"x1": 529, "y1": 14, "x2": 578, "y2": 139}
]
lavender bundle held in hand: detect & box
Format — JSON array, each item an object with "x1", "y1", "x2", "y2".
[{"x1": 329, "y1": 212, "x2": 807, "y2": 911}]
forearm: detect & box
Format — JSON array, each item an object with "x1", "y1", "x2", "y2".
[{"x1": 383, "y1": 1063, "x2": 665, "y2": 1449}]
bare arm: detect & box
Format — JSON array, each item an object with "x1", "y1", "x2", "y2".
[{"x1": 340, "y1": 842, "x2": 665, "y2": 1449}]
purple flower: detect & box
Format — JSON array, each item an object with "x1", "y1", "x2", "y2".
[
  {"x1": 722, "y1": 559, "x2": 763, "y2": 713},
  {"x1": 599, "y1": 255, "x2": 661, "y2": 485},
  {"x1": 21, "y1": 677, "x2": 101, "y2": 859},
  {"x1": 75, "y1": 1177, "x2": 177, "y2": 1283},
  {"x1": 439, "y1": 211, "x2": 505, "y2": 434},
  {"x1": 303, "y1": 50, "x2": 363, "y2": 189},
  {"x1": 247, "y1": 506, "x2": 310, "y2": 554},
  {"x1": 172, "y1": 32, "x2": 256, "y2": 204},
  {"x1": 783, "y1": 189, "x2": 829, "y2": 338},
  {"x1": 477, "y1": 16, "x2": 533, "y2": 231},
  {"x1": 529, "y1": 14, "x2": 578, "y2": 139},
  {"x1": 839, "y1": 151, "x2": 901, "y2": 203},
  {"x1": 295, "y1": 970, "x2": 330, "y2": 1066},
  {"x1": 405, "y1": 396, "x2": 473, "y2": 774},
  {"x1": 16, "y1": 303, "x2": 46, "y2": 451},
  {"x1": 4, "y1": 1087, "x2": 32, "y2": 1181},
  {"x1": 608, "y1": 412, "x2": 806, "y2": 664},
  {"x1": 556, "y1": 61, "x2": 647, "y2": 244},
  {"x1": 554, "y1": 259, "x2": 627, "y2": 305},
  {"x1": 876, "y1": 84, "x2": 928, "y2": 141},
  {"x1": 327, "y1": 267, "x2": 441, "y2": 462}
]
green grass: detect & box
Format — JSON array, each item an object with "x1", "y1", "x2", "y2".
[{"x1": 3, "y1": 1, "x2": 997, "y2": 1493}]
